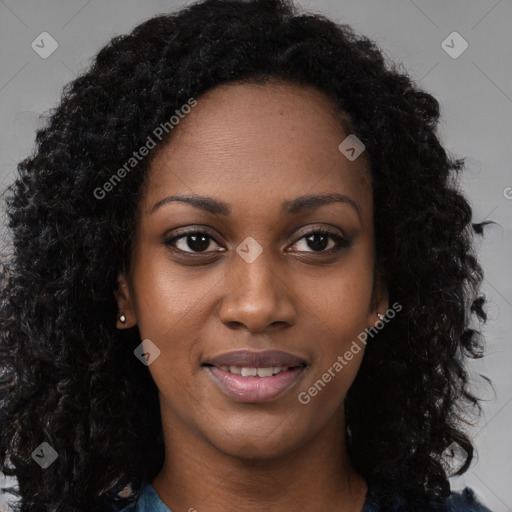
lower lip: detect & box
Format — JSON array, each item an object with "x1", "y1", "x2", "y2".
[{"x1": 206, "y1": 366, "x2": 306, "y2": 403}]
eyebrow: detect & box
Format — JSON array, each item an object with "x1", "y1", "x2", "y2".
[{"x1": 150, "y1": 192, "x2": 362, "y2": 220}]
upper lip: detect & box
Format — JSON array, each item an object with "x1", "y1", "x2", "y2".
[{"x1": 204, "y1": 349, "x2": 308, "y2": 368}]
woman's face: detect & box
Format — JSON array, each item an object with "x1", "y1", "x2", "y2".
[{"x1": 115, "y1": 81, "x2": 388, "y2": 459}]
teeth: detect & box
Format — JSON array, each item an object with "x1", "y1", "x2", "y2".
[
  {"x1": 219, "y1": 365, "x2": 290, "y2": 377},
  {"x1": 256, "y1": 367, "x2": 274, "y2": 377}
]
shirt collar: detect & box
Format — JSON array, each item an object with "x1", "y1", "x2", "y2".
[{"x1": 134, "y1": 479, "x2": 173, "y2": 512}]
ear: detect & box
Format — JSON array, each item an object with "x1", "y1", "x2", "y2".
[
  {"x1": 114, "y1": 272, "x2": 136, "y2": 329},
  {"x1": 367, "y1": 270, "x2": 389, "y2": 327}
]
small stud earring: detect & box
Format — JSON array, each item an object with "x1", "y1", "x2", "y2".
[
  {"x1": 119, "y1": 314, "x2": 127, "y2": 324},
  {"x1": 377, "y1": 313, "x2": 385, "y2": 320}
]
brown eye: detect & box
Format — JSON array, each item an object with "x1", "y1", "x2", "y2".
[
  {"x1": 289, "y1": 229, "x2": 350, "y2": 253},
  {"x1": 164, "y1": 230, "x2": 224, "y2": 253}
]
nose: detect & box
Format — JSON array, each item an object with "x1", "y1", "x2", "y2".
[{"x1": 218, "y1": 249, "x2": 297, "y2": 333}]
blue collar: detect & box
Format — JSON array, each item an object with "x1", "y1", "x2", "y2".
[{"x1": 117, "y1": 478, "x2": 492, "y2": 512}]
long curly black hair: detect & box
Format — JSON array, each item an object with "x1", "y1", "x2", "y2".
[{"x1": 0, "y1": 0, "x2": 492, "y2": 510}]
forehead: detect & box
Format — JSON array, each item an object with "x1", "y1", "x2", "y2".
[{"x1": 142, "y1": 81, "x2": 372, "y2": 221}]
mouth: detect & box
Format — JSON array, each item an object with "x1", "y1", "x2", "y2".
[
  {"x1": 202, "y1": 350, "x2": 308, "y2": 403},
  {"x1": 206, "y1": 365, "x2": 295, "y2": 377}
]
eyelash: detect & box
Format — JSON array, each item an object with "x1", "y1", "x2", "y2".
[{"x1": 163, "y1": 228, "x2": 350, "y2": 256}]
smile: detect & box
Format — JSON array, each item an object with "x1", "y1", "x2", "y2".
[
  {"x1": 204, "y1": 364, "x2": 307, "y2": 403},
  {"x1": 218, "y1": 365, "x2": 290, "y2": 377},
  {"x1": 202, "y1": 349, "x2": 309, "y2": 403}
]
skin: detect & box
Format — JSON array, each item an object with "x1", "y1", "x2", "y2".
[{"x1": 114, "y1": 80, "x2": 388, "y2": 512}]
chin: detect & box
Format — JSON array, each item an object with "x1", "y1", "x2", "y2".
[{"x1": 205, "y1": 416, "x2": 310, "y2": 461}]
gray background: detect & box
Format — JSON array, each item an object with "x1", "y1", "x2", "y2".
[{"x1": 0, "y1": 0, "x2": 511, "y2": 510}]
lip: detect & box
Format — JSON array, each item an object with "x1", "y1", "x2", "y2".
[
  {"x1": 203, "y1": 349, "x2": 309, "y2": 403},
  {"x1": 204, "y1": 349, "x2": 308, "y2": 368},
  {"x1": 206, "y1": 365, "x2": 307, "y2": 403}
]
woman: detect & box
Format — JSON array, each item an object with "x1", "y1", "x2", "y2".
[{"x1": 0, "y1": 0, "x2": 494, "y2": 510}]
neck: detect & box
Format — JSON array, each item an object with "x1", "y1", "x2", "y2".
[{"x1": 152, "y1": 407, "x2": 368, "y2": 512}]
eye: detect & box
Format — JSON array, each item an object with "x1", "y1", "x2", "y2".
[
  {"x1": 164, "y1": 227, "x2": 350, "y2": 255},
  {"x1": 164, "y1": 230, "x2": 225, "y2": 254},
  {"x1": 288, "y1": 229, "x2": 350, "y2": 253}
]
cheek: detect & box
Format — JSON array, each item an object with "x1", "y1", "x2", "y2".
[
  {"x1": 295, "y1": 248, "x2": 374, "y2": 393},
  {"x1": 130, "y1": 249, "x2": 207, "y2": 341},
  {"x1": 300, "y1": 249, "x2": 375, "y2": 340},
  {"x1": 129, "y1": 249, "x2": 222, "y2": 389}
]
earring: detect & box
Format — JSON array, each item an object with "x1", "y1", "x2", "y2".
[
  {"x1": 119, "y1": 314, "x2": 127, "y2": 324},
  {"x1": 377, "y1": 313, "x2": 385, "y2": 320}
]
